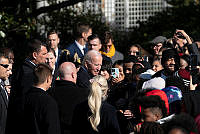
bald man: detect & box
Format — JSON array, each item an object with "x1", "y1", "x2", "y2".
[
  {"x1": 50, "y1": 62, "x2": 89, "y2": 134},
  {"x1": 76, "y1": 50, "x2": 103, "y2": 88}
]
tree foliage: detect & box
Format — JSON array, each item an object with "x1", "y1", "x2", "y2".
[
  {"x1": 38, "y1": 8, "x2": 109, "y2": 49},
  {"x1": 1, "y1": 0, "x2": 200, "y2": 59},
  {"x1": 126, "y1": 1, "x2": 200, "y2": 54},
  {"x1": 0, "y1": 0, "x2": 107, "y2": 62}
]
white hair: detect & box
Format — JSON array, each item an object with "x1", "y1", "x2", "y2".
[{"x1": 82, "y1": 50, "x2": 102, "y2": 65}]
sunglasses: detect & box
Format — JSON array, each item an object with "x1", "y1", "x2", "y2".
[{"x1": 0, "y1": 64, "x2": 9, "y2": 68}]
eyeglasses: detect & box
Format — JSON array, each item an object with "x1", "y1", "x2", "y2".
[{"x1": 0, "y1": 64, "x2": 9, "y2": 68}]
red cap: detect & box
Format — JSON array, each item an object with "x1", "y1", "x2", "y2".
[{"x1": 145, "y1": 90, "x2": 169, "y2": 115}]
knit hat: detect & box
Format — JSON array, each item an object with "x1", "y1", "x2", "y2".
[
  {"x1": 140, "y1": 69, "x2": 156, "y2": 80},
  {"x1": 150, "y1": 36, "x2": 167, "y2": 45},
  {"x1": 145, "y1": 89, "x2": 169, "y2": 114},
  {"x1": 161, "y1": 49, "x2": 180, "y2": 69},
  {"x1": 162, "y1": 86, "x2": 182, "y2": 104},
  {"x1": 142, "y1": 77, "x2": 166, "y2": 90}
]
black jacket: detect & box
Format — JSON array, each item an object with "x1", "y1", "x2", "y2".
[
  {"x1": 11, "y1": 58, "x2": 37, "y2": 96},
  {"x1": 183, "y1": 90, "x2": 200, "y2": 118},
  {"x1": 6, "y1": 58, "x2": 37, "y2": 134},
  {"x1": 187, "y1": 43, "x2": 200, "y2": 65},
  {"x1": 77, "y1": 66, "x2": 93, "y2": 88},
  {"x1": 23, "y1": 86, "x2": 61, "y2": 134},
  {"x1": 51, "y1": 80, "x2": 89, "y2": 134},
  {"x1": 72, "y1": 100, "x2": 121, "y2": 134},
  {"x1": 0, "y1": 81, "x2": 8, "y2": 134}
]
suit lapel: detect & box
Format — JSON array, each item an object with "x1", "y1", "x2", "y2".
[
  {"x1": 0, "y1": 86, "x2": 8, "y2": 108},
  {"x1": 74, "y1": 42, "x2": 84, "y2": 58}
]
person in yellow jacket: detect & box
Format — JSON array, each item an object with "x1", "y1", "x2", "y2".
[{"x1": 100, "y1": 31, "x2": 124, "y2": 64}]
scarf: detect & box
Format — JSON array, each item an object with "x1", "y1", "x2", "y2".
[{"x1": 100, "y1": 44, "x2": 115, "y2": 58}]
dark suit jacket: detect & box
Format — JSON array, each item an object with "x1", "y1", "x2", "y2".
[
  {"x1": 72, "y1": 100, "x2": 121, "y2": 134},
  {"x1": 0, "y1": 82, "x2": 8, "y2": 134},
  {"x1": 6, "y1": 58, "x2": 37, "y2": 134},
  {"x1": 76, "y1": 66, "x2": 92, "y2": 88},
  {"x1": 55, "y1": 48, "x2": 62, "y2": 68},
  {"x1": 66, "y1": 41, "x2": 88, "y2": 63},
  {"x1": 10, "y1": 58, "x2": 36, "y2": 97},
  {"x1": 51, "y1": 80, "x2": 89, "y2": 134},
  {"x1": 23, "y1": 86, "x2": 61, "y2": 134}
]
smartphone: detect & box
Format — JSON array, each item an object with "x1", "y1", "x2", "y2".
[
  {"x1": 189, "y1": 54, "x2": 200, "y2": 85},
  {"x1": 111, "y1": 68, "x2": 119, "y2": 78},
  {"x1": 190, "y1": 54, "x2": 199, "y2": 67},
  {"x1": 176, "y1": 32, "x2": 185, "y2": 39},
  {"x1": 136, "y1": 52, "x2": 140, "y2": 57},
  {"x1": 143, "y1": 56, "x2": 148, "y2": 62}
]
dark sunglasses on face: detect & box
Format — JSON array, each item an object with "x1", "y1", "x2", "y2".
[{"x1": 0, "y1": 64, "x2": 9, "y2": 68}]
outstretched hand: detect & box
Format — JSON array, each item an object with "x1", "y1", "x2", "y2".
[{"x1": 190, "y1": 75, "x2": 197, "y2": 90}]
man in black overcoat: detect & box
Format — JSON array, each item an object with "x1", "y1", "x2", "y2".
[
  {"x1": 51, "y1": 62, "x2": 89, "y2": 134},
  {"x1": 23, "y1": 63, "x2": 60, "y2": 134}
]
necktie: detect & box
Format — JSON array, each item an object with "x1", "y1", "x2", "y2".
[{"x1": 0, "y1": 80, "x2": 9, "y2": 106}]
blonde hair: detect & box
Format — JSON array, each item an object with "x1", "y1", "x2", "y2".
[{"x1": 88, "y1": 75, "x2": 108, "y2": 132}]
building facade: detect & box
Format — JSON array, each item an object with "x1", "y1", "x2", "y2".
[
  {"x1": 37, "y1": 0, "x2": 167, "y2": 31},
  {"x1": 80, "y1": 0, "x2": 167, "y2": 31}
]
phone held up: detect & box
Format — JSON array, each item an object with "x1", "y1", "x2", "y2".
[
  {"x1": 189, "y1": 54, "x2": 200, "y2": 85},
  {"x1": 111, "y1": 68, "x2": 119, "y2": 78}
]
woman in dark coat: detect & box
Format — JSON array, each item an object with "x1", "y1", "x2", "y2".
[{"x1": 71, "y1": 75, "x2": 121, "y2": 134}]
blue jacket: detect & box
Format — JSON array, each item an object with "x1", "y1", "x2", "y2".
[{"x1": 66, "y1": 42, "x2": 88, "y2": 63}]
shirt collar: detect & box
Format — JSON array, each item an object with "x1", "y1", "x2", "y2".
[
  {"x1": 54, "y1": 48, "x2": 59, "y2": 61},
  {"x1": 25, "y1": 58, "x2": 37, "y2": 67},
  {"x1": 0, "y1": 79, "x2": 4, "y2": 85},
  {"x1": 55, "y1": 48, "x2": 58, "y2": 56},
  {"x1": 75, "y1": 40, "x2": 86, "y2": 50}
]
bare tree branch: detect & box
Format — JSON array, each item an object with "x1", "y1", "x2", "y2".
[{"x1": 32, "y1": 0, "x2": 86, "y2": 17}]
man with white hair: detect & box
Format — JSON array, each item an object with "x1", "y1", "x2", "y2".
[
  {"x1": 76, "y1": 50, "x2": 103, "y2": 88},
  {"x1": 51, "y1": 62, "x2": 88, "y2": 134}
]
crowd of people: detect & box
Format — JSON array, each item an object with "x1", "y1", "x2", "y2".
[{"x1": 0, "y1": 22, "x2": 200, "y2": 134}]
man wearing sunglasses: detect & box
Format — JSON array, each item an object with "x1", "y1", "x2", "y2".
[{"x1": 0, "y1": 51, "x2": 9, "y2": 134}]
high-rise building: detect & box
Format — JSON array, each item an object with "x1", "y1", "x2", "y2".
[
  {"x1": 38, "y1": 0, "x2": 168, "y2": 31},
  {"x1": 80, "y1": 0, "x2": 167, "y2": 31}
]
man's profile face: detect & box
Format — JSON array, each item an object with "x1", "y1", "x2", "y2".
[
  {"x1": 83, "y1": 28, "x2": 92, "y2": 42},
  {"x1": 88, "y1": 38, "x2": 102, "y2": 51},
  {"x1": 0, "y1": 57, "x2": 9, "y2": 80},
  {"x1": 86, "y1": 56, "x2": 102, "y2": 76},
  {"x1": 48, "y1": 33, "x2": 60, "y2": 50},
  {"x1": 35, "y1": 46, "x2": 48, "y2": 64}
]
